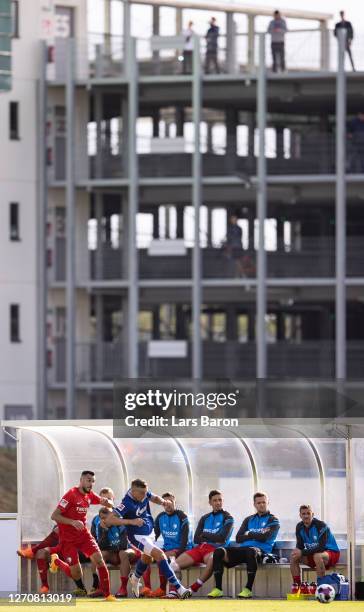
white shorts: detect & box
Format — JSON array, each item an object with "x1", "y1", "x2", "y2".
[{"x1": 130, "y1": 531, "x2": 157, "y2": 556}]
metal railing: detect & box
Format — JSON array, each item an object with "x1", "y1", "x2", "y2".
[
  {"x1": 51, "y1": 134, "x2": 364, "y2": 184},
  {"x1": 49, "y1": 339, "x2": 364, "y2": 383},
  {"x1": 46, "y1": 29, "x2": 364, "y2": 82},
  {"x1": 49, "y1": 237, "x2": 364, "y2": 283}
]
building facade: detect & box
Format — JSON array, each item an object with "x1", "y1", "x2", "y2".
[{"x1": 2, "y1": 0, "x2": 364, "y2": 434}]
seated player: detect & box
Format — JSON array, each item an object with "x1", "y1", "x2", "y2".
[
  {"x1": 170, "y1": 490, "x2": 234, "y2": 597},
  {"x1": 89, "y1": 487, "x2": 115, "y2": 595},
  {"x1": 145, "y1": 492, "x2": 189, "y2": 597},
  {"x1": 91, "y1": 506, "x2": 149, "y2": 598},
  {"x1": 49, "y1": 470, "x2": 118, "y2": 601},
  {"x1": 17, "y1": 526, "x2": 89, "y2": 595},
  {"x1": 290, "y1": 504, "x2": 340, "y2": 591},
  {"x1": 208, "y1": 491, "x2": 280, "y2": 599},
  {"x1": 105, "y1": 478, "x2": 192, "y2": 599}
]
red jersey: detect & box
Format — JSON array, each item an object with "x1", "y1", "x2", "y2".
[{"x1": 57, "y1": 486, "x2": 101, "y2": 541}]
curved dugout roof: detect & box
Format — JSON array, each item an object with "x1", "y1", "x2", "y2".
[{"x1": 2, "y1": 420, "x2": 355, "y2": 543}]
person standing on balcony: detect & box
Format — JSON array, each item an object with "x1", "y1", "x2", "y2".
[
  {"x1": 267, "y1": 10, "x2": 287, "y2": 73},
  {"x1": 182, "y1": 21, "x2": 194, "y2": 74},
  {"x1": 205, "y1": 17, "x2": 220, "y2": 74},
  {"x1": 334, "y1": 11, "x2": 355, "y2": 72}
]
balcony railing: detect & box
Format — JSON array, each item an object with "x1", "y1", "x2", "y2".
[
  {"x1": 49, "y1": 340, "x2": 364, "y2": 383},
  {"x1": 50, "y1": 238, "x2": 364, "y2": 284},
  {"x1": 47, "y1": 30, "x2": 364, "y2": 81},
  {"x1": 66, "y1": 136, "x2": 364, "y2": 183}
]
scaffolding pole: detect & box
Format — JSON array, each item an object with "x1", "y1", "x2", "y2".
[
  {"x1": 65, "y1": 38, "x2": 76, "y2": 419},
  {"x1": 37, "y1": 42, "x2": 48, "y2": 420},
  {"x1": 192, "y1": 34, "x2": 202, "y2": 378},
  {"x1": 256, "y1": 33, "x2": 267, "y2": 378},
  {"x1": 335, "y1": 28, "x2": 346, "y2": 380},
  {"x1": 127, "y1": 36, "x2": 139, "y2": 377}
]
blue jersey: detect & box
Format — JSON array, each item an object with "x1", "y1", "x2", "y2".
[
  {"x1": 236, "y1": 512, "x2": 280, "y2": 554},
  {"x1": 91, "y1": 515, "x2": 127, "y2": 551},
  {"x1": 154, "y1": 510, "x2": 189, "y2": 553},
  {"x1": 194, "y1": 510, "x2": 234, "y2": 548},
  {"x1": 114, "y1": 489, "x2": 154, "y2": 538},
  {"x1": 296, "y1": 518, "x2": 339, "y2": 554}
]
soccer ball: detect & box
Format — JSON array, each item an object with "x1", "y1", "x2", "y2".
[{"x1": 315, "y1": 584, "x2": 336, "y2": 604}]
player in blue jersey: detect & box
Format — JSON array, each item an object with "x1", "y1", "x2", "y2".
[
  {"x1": 290, "y1": 504, "x2": 340, "y2": 591},
  {"x1": 145, "y1": 492, "x2": 190, "y2": 597},
  {"x1": 170, "y1": 490, "x2": 234, "y2": 597},
  {"x1": 208, "y1": 492, "x2": 280, "y2": 599},
  {"x1": 105, "y1": 478, "x2": 192, "y2": 599}
]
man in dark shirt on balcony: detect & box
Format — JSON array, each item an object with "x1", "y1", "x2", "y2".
[
  {"x1": 334, "y1": 11, "x2": 355, "y2": 71},
  {"x1": 205, "y1": 17, "x2": 220, "y2": 74},
  {"x1": 224, "y1": 214, "x2": 244, "y2": 277},
  {"x1": 267, "y1": 11, "x2": 287, "y2": 73}
]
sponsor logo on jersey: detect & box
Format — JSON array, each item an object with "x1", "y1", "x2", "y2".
[{"x1": 136, "y1": 506, "x2": 146, "y2": 516}]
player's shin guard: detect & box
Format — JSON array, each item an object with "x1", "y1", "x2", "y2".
[
  {"x1": 134, "y1": 559, "x2": 149, "y2": 579},
  {"x1": 157, "y1": 559, "x2": 181, "y2": 589},
  {"x1": 36, "y1": 559, "x2": 49, "y2": 587},
  {"x1": 212, "y1": 547, "x2": 225, "y2": 591},
  {"x1": 97, "y1": 563, "x2": 111, "y2": 597},
  {"x1": 54, "y1": 558, "x2": 72, "y2": 578}
]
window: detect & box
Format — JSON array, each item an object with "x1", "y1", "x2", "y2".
[
  {"x1": 9, "y1": 101, "x2": 19, "y2": 139},
  {"x1": 9, "y1": 202, "x2": 20, "y2": 240},
  {"x1": 11, "y1": 1, "x2": 19, "y2": 38},
  {"x1": 10, "y1": 304, "x2": 20, "y2": 342}
]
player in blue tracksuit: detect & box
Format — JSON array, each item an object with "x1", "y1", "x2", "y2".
[
  {"x1": 146, "y1": 492, "x2": 190, "y2": 597},
  {"x1": 290, "y1": 504, "x2": 340, "y2": 587},
  {"x1": 170, "y1": 490, "x2": 234, "y2": 596},
  {"x1": 105, "y1": 478, "x2": 192, "y2": 599},
  {"x1": 208, "y1": 492, "x2": 280, "y2": 599}
]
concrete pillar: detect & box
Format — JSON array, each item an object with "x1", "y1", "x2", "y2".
[
  {"x1": 104, "y1": 0, "x2": 111, "y2": 55},
  {"x1": 152, "y1": 5, "x2": 160, "y2": 71},
  {"x1": 226, "y1": 108, "x2": 237, "y2": 156},
  {"x1": 256, "y1": 33, "x2": 267, "y2": 378},
  {"x1": 176, "y1": 107, "x2": 185, "y2": 136},
  {"x1": 335, "y1": 29, "x2": 347, "y2": 379},
  {"x1": 176, "y1": 206, "x2": 184, "y2": 238},
  {"x1": 95, "y1": 193, "x2": 103, "y2": 280},
  {"x1": 226, "y1": 13, "x2": 237, "y2": 74},
  {"x1": 247, "y1": 14, "x2": 255, "y2": 71},
  {"x1": 94, "y1": 89, "x2": 103, "y2": 178},
  {"x1": 276, "y1": 125, "x2": 284, "y2": 159},
  {"x1": 320, "y1": 20, "x2": 330, "y2": 70},
  {"x1": 65, "y1": 39, "x2": 76, "y2": 419},
  {"x1": 152, "y1": 109, "x2": 159, "y2": 137},
  {"x1": 95, "y1": 294, "x2": 104, "y2": 380}
]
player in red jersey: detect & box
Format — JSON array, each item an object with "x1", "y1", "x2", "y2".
[{"x1": 50, "y1": 470, "x2": 116, "y2": 601}]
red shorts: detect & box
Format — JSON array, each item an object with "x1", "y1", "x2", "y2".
[
  {"x1": 306, "y1": 550, "x2": 340, "y2": 569},
  {"x1": 58, "y1": 532, "x2": 101, "y2": 566},
  {"x1": 186, "y1": 543, "x2": 216, "y2": 564}
]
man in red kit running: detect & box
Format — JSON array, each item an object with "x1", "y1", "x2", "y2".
[{"x1": 50, "y1": 470, "x2": 116, "y2": 601}]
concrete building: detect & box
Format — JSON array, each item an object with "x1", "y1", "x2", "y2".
[{"x1": 2, "y1": 0, "x2": 364, "y2": 436}]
